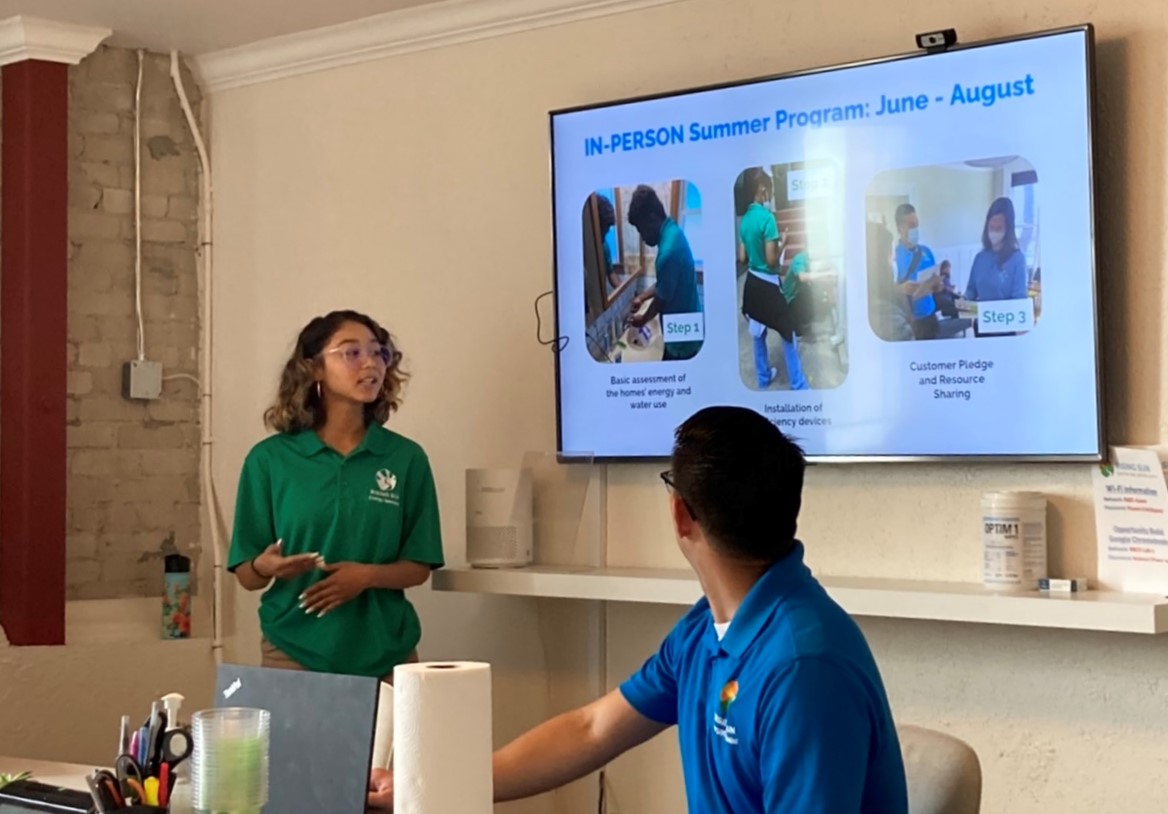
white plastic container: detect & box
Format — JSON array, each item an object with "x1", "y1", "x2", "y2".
[
  {"x1": 162, "y1": 692, "x2": 193, "y2": 813},
  {"x1": 981, "y1": 491, "x2": 1047, "y2": 589},
  {"x1": 191, "y1": 707, "x2": 270, "y2": 813}
]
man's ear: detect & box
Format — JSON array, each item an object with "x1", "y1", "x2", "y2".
[{"x1": 671, "y1": 494, "x2": 696, "y2": 540}]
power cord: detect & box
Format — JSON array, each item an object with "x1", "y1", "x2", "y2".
[{"x1": 534, "y1": 291, "x2": 568, "y2": 352}]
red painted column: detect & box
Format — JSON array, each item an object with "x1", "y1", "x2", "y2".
[{"x1": 0, "y1": 59, "x2": 69, "y2": 645}]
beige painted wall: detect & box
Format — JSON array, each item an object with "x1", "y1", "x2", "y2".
[
  {"x1": 0, "y1": 599, "x2": 214, "y2": 764},
  {"x1": 208, "y1": 0, "x2": 1168, "y2": 811}
]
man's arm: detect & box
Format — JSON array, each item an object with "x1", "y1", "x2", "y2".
[
  {"x1": 631, "y1": 296, "x2": 662, "y2": 328},
  {"x1": 630, "y1": 282, "x2": 661, "y2": 328},
  {"x1": 367, "y1": 692, "x2": 667, "y2": 811},
  {"x1": 371, "y1": 612, "x2": 685, "y2": 811},
  {"x1": 912, "y1": 275, "x2": 941, "y2": 300},
  {"x1": 494, "y1": 689, "x2": 669, "y2": 802},
  {"x1": 632, "y1": 284, "x2": 656, "y2": 311}
]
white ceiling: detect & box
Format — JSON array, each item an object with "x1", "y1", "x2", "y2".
[{"x1": 0, "y1": 0, "x2": 450, "y2": 54}]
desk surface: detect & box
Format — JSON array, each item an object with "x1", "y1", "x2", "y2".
[{"x1": 0, "y1": 755, "x2": 91, "y2": 791}]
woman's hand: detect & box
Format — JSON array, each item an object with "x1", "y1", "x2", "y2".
[
  {"x1": 367, "y1": 769, "x2": 394, "y2": 810},
  {"x1": 300, "y1": 562, "x2": 371, "y2": 617},
  {"x1": 253, "y1": 540, "x2": 322, "y2": 580}
]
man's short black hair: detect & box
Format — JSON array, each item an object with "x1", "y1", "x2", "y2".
[
  {"x1": 894, "y1": 203, "x2": 916, "y2": 228},
  {"x1": 670, "y1": 406, "x2": 805, "y2": 562},
  {"x1": 627, "y1": 184, "x2": 667, "y2": 230}
]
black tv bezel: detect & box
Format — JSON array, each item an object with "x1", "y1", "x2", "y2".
[{"x1": 549, "y1": 23, "x2": 1104, "y2": 465}]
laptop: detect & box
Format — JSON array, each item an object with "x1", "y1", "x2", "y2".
[{"x1": 213, "y1": 664, "x2": 381, "y2": 814}]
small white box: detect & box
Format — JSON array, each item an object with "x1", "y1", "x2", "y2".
[{"x1": 1038, "y1": 577, "x2": 1089, "y2": 593}]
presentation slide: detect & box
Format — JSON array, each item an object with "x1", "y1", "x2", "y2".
[{"x1": 552, "y1": 28, "x2": 1101, "y2": 461}]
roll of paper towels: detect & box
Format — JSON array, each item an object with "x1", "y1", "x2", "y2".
[
  {"x1": 393, "y1": 661, "x2": 493, "y2": 814},
  {"x1": 371, "y1": 681, "x2": 394, "y2": 771}
]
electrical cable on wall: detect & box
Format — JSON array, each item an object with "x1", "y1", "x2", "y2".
[
  {"x1": 134, "y1": 49, "x2": 145, "y2": 360},
  {"x1": 161, "y1": 372, "x2": 202, "y2": 387},
  {"x1": 534, "y1": 290, "x2": 568, "y2": 352},
  {"x1": 129, "y1": 53, "x2": 203, "y2": 395},
  {"x1": 170, "y1": 50, "x2": 226, "y2": 664}
]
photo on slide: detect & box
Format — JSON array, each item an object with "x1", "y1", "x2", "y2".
[
  {"x1": 581, "y1": 181, "x2": 705, "y2": 364},
  {"x1": 865, "y1": 156, "x2": 1041, "y2": 342},
  {"x1": 733, "y1": 161, "x2": 848, "y2": 392}
]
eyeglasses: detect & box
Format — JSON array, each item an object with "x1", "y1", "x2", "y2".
[
  {"x1": 660, "y1": 470, "x2": 697, "y2": 520},
  {"x1": 322, "y1": 343, "x2": 397, "y2": 368}
]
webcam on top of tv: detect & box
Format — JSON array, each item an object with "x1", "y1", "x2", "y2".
[{"x1": 915, "y1": 29, "x2": 958, "y2": 54}]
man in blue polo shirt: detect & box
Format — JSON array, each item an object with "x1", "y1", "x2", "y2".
[
  {"x1": 626, "y1": 184, "x2": 703, "y2": 361},
  {"x1": 369, "y1": 407, "x2": 907, "y2": 812},
  {"x1": 894, "y1": 202, "x2": 942, "y2": 340}
]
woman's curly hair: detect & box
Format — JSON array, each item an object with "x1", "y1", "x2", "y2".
[{"x1": 264, "y1": 310, "x2": 408, "y2": 433}]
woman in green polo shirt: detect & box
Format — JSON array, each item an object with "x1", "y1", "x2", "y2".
[{"x1": 228, "y1": 309, "x2": 444, "y2": 681}]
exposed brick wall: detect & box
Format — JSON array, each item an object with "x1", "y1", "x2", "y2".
[{"x1": 64, "y1": 47, "x2": 203, "y2": 599}]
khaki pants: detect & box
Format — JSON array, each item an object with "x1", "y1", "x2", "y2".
[{"x1": 260, "y1": 638, "x2": 418, "y2": 684}]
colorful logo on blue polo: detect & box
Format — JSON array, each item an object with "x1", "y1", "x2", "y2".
[
  {"x1": 713, "y1": 680, "x2": 740, "y2": 746},
  {"x1": 719, "y1": 680, "x2": 739, "y2": 715}
]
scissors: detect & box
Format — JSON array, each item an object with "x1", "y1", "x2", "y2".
[
  {"x1": 113, "y1": 754, "x2": 148, "y2": 803},
  {"x1": 90, "y1": 769, "x2": 124, "y2": 810}
]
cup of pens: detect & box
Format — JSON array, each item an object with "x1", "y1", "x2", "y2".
[{"x1": 191, "y1": 708, "x2": 270, "y2": 813}]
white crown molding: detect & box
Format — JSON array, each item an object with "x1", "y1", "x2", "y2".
[
  {"x1": 196, "y1": 0, "x2": 686, "y2": 92},
  {"x1": 0, "y1": 16, "x2": 111, "y2": 67}
]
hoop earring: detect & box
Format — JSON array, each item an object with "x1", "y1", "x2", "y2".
[{"x1": 316, "y1": 382, "x2": 322, "y2": 401}]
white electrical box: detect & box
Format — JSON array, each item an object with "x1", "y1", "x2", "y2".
[{"x1": 122, "y1": 360, "x2": 162, "y2": 400}]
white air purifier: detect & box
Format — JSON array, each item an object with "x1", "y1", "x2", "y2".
[{"x1": 466, "y1": 468, "x2": 533, "y2": 568}]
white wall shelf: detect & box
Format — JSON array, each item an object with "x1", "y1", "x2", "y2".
[{"x1": 432, "y1": 565, "x2": 1168, "y2": 635}]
